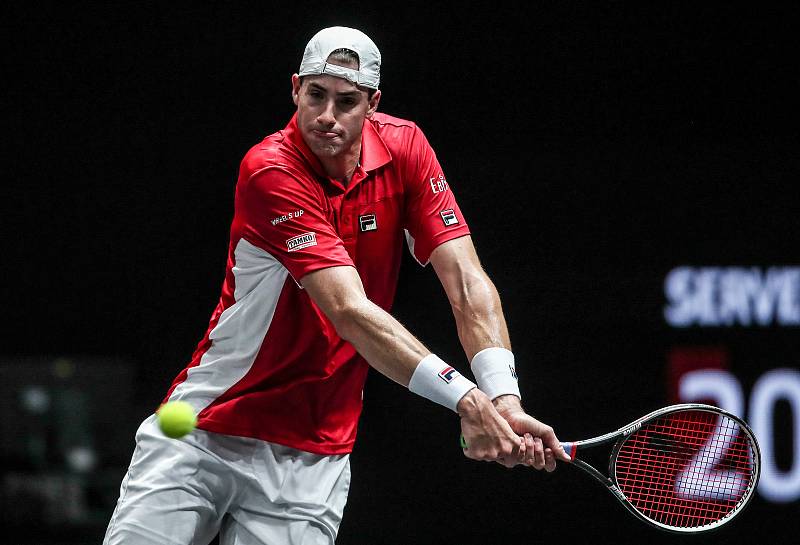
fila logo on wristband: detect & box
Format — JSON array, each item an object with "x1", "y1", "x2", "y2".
[
  {"x1": 409, "y1": 354, "x2": 476, "y2": 412},
  {"x1": 438, "y1": 366, "x2": 459, "y2": 383}
]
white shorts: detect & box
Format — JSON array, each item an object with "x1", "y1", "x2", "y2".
[{"x1": 104, "y1": 415, "x2": 351, "y2": 545}]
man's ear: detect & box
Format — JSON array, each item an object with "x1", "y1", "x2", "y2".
[
  {"x1": 366, "y1": 90, "x2": 381, "y2": 118},
  {"x1": 291, "y1": 74, "x2": 301, "y2": 106}
]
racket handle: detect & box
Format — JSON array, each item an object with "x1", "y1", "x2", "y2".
[{"x1": 561, "y1": 442, "x2": 577, "y2": 460}]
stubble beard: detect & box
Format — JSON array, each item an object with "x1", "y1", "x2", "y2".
[{"x1": 311, "y1": 140, "x2": 342, "y2": 157}]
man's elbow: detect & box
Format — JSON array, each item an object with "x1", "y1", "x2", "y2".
[
  {"x1": 324, "y1": 300, "x2": 367, "y2": 342},
  {"x1": 457, "y1": 273, "x2": 500, "y2": 313}
]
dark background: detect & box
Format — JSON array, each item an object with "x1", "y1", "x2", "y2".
[{"x1": 3, "y1": 2, "x2": 798, "y2": 544}]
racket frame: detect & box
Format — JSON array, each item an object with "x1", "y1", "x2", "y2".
[{"x1": 560, "y1": 403, "x2": 761, "y2": 533}]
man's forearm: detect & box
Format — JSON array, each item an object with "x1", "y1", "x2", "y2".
[
  {"x1": 302, "y1": 265, "x2": 478, "y2": 413},
  {"x1": 429, "y1": 238, "x2": 520, "y2": 402},
  {"x1": 448, "y1": 268, "x2": 511, "y2": 360},
  {"x1": 429, "y1": 237, "x2": 511, "y2": 360},
  {"x1": 302, "y1": 266, "x2": 430, "y2": 386},
  {"x1": 333, "y1": 296, "x2": 429, "y2": 387}
]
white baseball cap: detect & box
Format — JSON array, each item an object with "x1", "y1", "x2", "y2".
[{"x1": 298, "y1": 26, "x2": 381, "y2": 89}]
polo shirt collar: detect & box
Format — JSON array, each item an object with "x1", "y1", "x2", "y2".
[
  {"x1": 359, "y1": 116, "x2": 392, "y2": 172},
  {"x1": 284, "y1": 113, "x2": 392, "y2": 180}
]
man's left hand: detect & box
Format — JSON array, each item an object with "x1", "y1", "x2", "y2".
[{"x1": 493, "y1": 395, "x2": 571, "y2": 471}]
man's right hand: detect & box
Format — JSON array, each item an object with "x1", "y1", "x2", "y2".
[{"x1": 457, "y1": 389, "x2": 526, "y2": 468}]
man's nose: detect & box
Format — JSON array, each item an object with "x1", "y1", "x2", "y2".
[{"x1": 317, "y1": 100, "x2": 336, "y2": 125}]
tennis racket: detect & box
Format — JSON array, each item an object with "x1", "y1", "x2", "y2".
[{"x1": 560, "y1": 403, "x2": 760, "y2": 533}]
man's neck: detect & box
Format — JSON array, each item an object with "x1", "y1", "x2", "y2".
[{"x1": 319, "y1": 141, "x2": 361, "y2": 186}]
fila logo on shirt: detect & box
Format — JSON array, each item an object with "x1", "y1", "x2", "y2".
[
  {"x1": 438, "y1": 366, "x2": 460, "y2": 383},
  {"x1": 359, "y1": 214, "x2": 377, "y2": 232},
  {"x1": 286, "y1": 232, "x2": 317, "y2": 252},
  {"x1": 440, "y1": 209, "x2": 459, "y2": 226}
]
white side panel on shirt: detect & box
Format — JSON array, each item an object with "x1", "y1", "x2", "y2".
[
  {"x1": 169, "y1": 238, "x2": 289, "y2": 411},
  {"x1": 404, "y1": 229, "x2": 427, "y2": 267}
]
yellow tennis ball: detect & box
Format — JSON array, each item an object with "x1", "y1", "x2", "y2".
[{"x1": 156, "y1": 400, "x2": 197, "y2": 439}]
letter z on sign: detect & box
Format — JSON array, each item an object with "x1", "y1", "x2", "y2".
[{"x1": 286, "y1": 232, "x2": 317, "y2": 252}]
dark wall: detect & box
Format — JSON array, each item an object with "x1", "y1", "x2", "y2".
[{"x1": 4, "y1": 3, "x2": 798, "y2": 544}]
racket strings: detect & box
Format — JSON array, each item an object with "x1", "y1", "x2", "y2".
[{"x1": 614, "y1": 410, "x2": 756, "y2": 529}]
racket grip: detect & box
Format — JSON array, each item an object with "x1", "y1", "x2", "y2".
[{"x1": 561, "y1": 442, "x2": 577, "y2": 460}]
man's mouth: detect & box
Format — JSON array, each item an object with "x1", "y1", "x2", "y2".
[{"x1": 311, "y1": 128, "x2": 340, "y2": 138}]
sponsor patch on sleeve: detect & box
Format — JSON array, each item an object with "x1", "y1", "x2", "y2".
[
  {"x1": 440, "y1": 209, "x2": 459, "y2": 226},
  {"x1": 286, "y1": 232, "x2": 317, "y2": 252}
]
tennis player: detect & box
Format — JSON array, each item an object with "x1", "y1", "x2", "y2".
[{"x1": 104, "y1": 26, "x2": 569, "y2": 545}]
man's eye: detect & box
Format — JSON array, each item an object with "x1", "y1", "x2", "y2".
[{"x1": 309, "y1": 91, "x2": 323, "y2": 99}]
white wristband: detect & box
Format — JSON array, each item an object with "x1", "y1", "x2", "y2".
[
  {"x1": 408, "y1": 354, "x2": 476, "y2": 412},
  {"x1": 470, "y1": 347, "x2": 521, "y2": 401}
]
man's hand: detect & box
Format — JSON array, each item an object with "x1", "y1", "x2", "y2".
[
  {"x1": 457, "y1": 389, "x2": 527, "y2": 469},
  {"x1": 493, "y1": 395, "x2": 571, "y2": 471}
]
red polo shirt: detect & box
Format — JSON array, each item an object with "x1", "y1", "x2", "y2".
[{"x1": 163, "y1": 112, "x2": 470, "y2": 454}]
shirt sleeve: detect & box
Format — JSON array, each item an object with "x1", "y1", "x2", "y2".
[
  {"x1": 402, "y1": 125, "x2": 471, "y2": 265},
  {"x1": 236, "y1": 167, "x2": 354, "y2": 281}
]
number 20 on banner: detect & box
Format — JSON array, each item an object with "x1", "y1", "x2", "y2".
[{"x1": 679, "y1": 368, "x2": 800, "y2": 503}]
